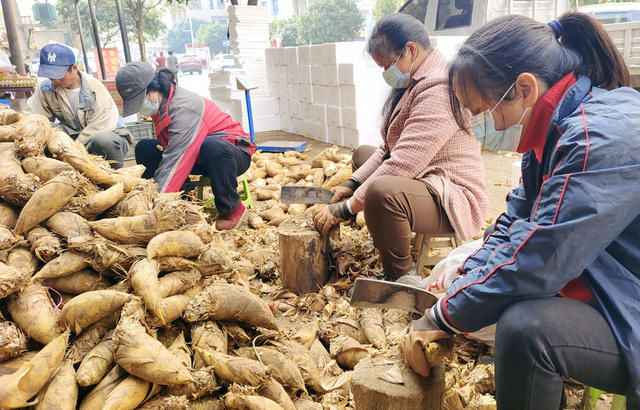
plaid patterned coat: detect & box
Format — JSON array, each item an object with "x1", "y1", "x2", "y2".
[{"x1": 351, "y1": 49, "x2": 488, "y2": 240}]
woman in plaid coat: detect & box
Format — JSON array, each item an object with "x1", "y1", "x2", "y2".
[{"x1": 314, "y1": 13, "x2": 488, "y2": 280}]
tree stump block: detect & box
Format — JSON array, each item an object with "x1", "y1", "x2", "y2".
[
  {"x1": 278, "y1": 214, "x2": 329, "y2": 294},
  {"x1": 352, "y1": 358, "x2": 445, "y2": 410}
]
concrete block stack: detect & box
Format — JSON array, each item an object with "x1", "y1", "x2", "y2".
[
  {"x1": 208, "y1": 5, "x2": 280, "y2": 133},
  {"x1": 227, "y1": 6, "x2": 270, "y2": 96},
  {"x1": 265, "y1": 41, "x2": 388, "y2": 148},
  {"x1": 209, "y1": 70, "x2": 244, "y2": 123}
]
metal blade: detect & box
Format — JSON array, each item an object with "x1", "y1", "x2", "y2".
[
  {"x1": 350, "y1": 278, "x2": 438, "y2": 314},
  {"x1": 280, "y1": 186, "x2": 334, "y2": 205}
]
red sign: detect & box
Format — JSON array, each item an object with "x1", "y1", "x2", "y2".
[{"x1": 93, "y1": 48, "x2": 121, "y2": 80}]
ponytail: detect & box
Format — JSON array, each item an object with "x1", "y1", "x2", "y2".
[
  {"x1": 146, "y1": 68, "x2": 176, "y2": 97},
  {"x1": 448, "y1": 12, "x2": 630, "y2": 130},
  {"x1": 557, "y1": 12, "x2": 630, "y2": 89}
]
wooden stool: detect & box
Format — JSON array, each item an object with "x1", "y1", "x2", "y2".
[
  {"x1": 192, "y1": 175, "x2": 255, "y2": 215},
  {"x1": 414, "y1": 232, "x2": 459, "y2": 272}
]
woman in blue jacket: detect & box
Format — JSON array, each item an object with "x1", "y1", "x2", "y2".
[{"x1": 404, "y1": 12, "x2": 640, "y2": 409}]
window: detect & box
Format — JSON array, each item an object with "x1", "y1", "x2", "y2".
[
  {"x1": 209, "y1": 0, "x2": 215, "y2": 8},
  {"x1": 190, "y1": 0, "x2": 202, "y2": 9},
  {"x1": 436, "y1": 0, "x2": 473, "y2": 30},
  {"x1": 217, "y1": 0, "x2": 225, "y2": 8},
  {"x1": 398, "y1": 0, "x2": 429, "y2": 24}
]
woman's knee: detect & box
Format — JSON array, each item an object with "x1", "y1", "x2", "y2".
[
  {"x1": 200, "y1": 137, "x2": 231, "y2": 158},
  {"x1": 363, "y1": 176, "x2": 406, "y2": 219},
  {"x1": 496, "y1": 300, "x2": 547, "y2": 359},
  {"x1": 135, "y1": 139, "x2": 160, "y2": 163},
  {"x1": 364, "y1": 176, "x2": 401, "y2": 204},
  {"x1": 352, "y1": 145, "x2": 377, "y2": 171}
]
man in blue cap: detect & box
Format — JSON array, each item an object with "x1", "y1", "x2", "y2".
[{"x1": 26, "y1": 43, "x2": 131, "y2": 168}]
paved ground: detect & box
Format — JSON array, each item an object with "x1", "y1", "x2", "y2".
[{"x1": 176, "y1": 69, "x2": 211, "y2": 99}]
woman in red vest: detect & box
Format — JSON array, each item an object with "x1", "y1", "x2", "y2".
[{"x1": 116, "y1": 63, "x2": 255, "y2": 230}]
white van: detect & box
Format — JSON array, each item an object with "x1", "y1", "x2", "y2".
[{"x1": 396, "y1": 0, "x2": 570, "y2": 58}]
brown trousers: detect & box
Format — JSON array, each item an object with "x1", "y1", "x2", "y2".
[{"x1": 353, "y1": 145, "x2": 453, "y2": 280}]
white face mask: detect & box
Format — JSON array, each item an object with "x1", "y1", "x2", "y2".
[
  {"x1": 469, "y1": 82, "x2": 528, "y2": 152},
  {"x1": 139, "y1": 94, "x2": 160, "y2": 116},
  {"x1": 382, "y1": 49, "x2": 414, "y2": 89}
]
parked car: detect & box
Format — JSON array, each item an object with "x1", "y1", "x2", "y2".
[
  {"x1": 211, "y1": 54, "x2": 235, "y2": 71},
  {"x1": 179, "y1": 55, "x2": 203, "y2": 75}
]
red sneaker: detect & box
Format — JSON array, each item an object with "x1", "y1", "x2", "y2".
[{"x1": 215, "y1": 203, "x2": 247, "y2": 231}]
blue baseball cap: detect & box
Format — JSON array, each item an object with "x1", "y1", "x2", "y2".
[{"x1": 38, "y1": 44, "x2": 76, "y2": 79}]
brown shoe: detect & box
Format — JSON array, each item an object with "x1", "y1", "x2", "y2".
[{"x1": 215, "y1": 203, "x2": 247, "y2": 231}]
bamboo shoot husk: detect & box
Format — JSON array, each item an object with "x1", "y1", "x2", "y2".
[
  {"x1": 0, "y1": 330, "x2": 69, "y2": 409},
  {"x1": 13, "y1": 170, "x2": 79, "y2": 235},
  {"x1": 183, "y1": 283, "x2": 277, "y2": 330},
  {"x1": 113, "y1": 300, "x2": 193, "y2": 385},
  {"x1": 8, "y1": 283, "x2": 62, "y2": 344}
]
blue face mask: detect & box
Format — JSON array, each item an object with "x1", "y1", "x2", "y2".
[
  {"x1": 469, "y1": 82, "x2": 528, "y2": 152},
  {"x1": 382, "y1": 49, "x2": 414, "y2": 89},
  {"x1": 139, "y1": 94, "x2": 160, "y2": 116}
]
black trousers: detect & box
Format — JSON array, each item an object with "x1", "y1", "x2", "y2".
[
  {"x1": 135, "y1": 136, "x2": 250, "y2": 215},
  {"x1": 495, "y1": 297, "x2": 629, "y2": 409}
]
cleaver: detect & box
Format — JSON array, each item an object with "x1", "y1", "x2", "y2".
[
  {"x1": 349, "y1": 278, "x2": 438, "y2": 314},
  {"x1": 280, "y1": 186, "x2": 334, "y2": 205}
]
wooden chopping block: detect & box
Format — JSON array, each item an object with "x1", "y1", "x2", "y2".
[{"x1": 278, "y1": 214, "x2": 329, "y2": 294}]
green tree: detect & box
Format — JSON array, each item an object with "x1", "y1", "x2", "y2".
[
  {"x1": 56, "y1": 0, "x2": 138, "y2": 47},
  {"x1": 296, "y1": 0, "x2": 363, "y2": 45},
  {"x1": 167, "y1": 19, "x2": 204, "y2": 53},
  {"x1": 280, "y1": 17, "x2": 299, "y2": 46},
  {"x1": 196, "y1": 23, "x2": 228, "y2": 55},
  {"x1": 270, "y1": 17, "x2": 299, "y2": 46},
  {"x1": 57, "y1": 0, "x2": 175, "y2": 60},
  {"x1": 374, "y1": 0, "x2": 401, "y2": 21},
  {"x1": 269, "y1": 19, "x2": 283, "y2": 39},
  {"x1": 124, "y1": 0, "x2": 175, "y2": 61}
]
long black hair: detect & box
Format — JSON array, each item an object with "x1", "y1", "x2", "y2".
[
  {"x1": 146, "y1": 68, "x2": 176, "y2": 97},
  {"x1": 449, "y1": 12, "x2": 630, "y2": 130},
  {"x1": 367, "y1": 13, "x2": 431, "y2": 116}
]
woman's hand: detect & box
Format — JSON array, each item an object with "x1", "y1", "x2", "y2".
[
  {"x1": 313, "y1": 204, "x2": 345, "y2": 236},
  {"x1": 402, "y1": 313, "x2": 450, "y2": 377},
  {"x1": 330, "y1": 185, "x2": 354, "y2": 203}
]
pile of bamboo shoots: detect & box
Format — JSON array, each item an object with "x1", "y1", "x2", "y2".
[
  {"x1": 236, "y1": 146, "x2": 353, "y2": 229},
  {"x1": 0, "y1": 106, "x2": 495, "y2": 409}
]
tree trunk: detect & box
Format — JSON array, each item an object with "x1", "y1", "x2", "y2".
[
  {"x1": 137, "y1": 23, "x2": 146, "y2": 62},
  {"x1": 229, "y1": 0, "x2": 239, "y2": 4}
]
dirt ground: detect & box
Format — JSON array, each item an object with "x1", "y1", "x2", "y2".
[{"x1": 255, "y1": 130, "x2": 518, "y2": 225}]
